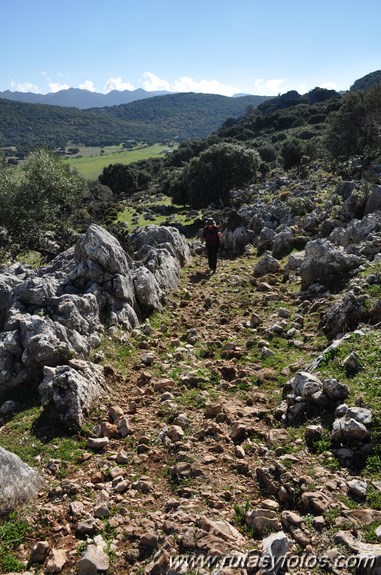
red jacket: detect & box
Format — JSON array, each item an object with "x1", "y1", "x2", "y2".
[{"x1": 202, "y1": 225, "x2": 221, "y2": 245}]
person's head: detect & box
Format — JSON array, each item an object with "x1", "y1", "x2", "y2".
[{"x1": 206, "y1": 218, "x2": 216, "y2": 226}]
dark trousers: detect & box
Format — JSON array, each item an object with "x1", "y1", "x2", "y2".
[{"x1": 206, "y1": 243, "x2": 219, "y2": 272}]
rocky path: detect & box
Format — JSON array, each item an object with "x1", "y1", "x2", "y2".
[{"x1": 7, "y1": 250, "x2": 381, "y2": 575}]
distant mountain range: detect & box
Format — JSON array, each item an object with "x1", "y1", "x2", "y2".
[
  {"x1": 0, "y1": 87, "x2": 256, "y2": 109},
  {"x1": 0, "y1": 87, "x2": 174, "y2": 109},
  {"x1": 2, "y1": 68, "x2": 381, "y2": 111}
]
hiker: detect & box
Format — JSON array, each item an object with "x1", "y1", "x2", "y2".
[{"x1": 201, "y1": 218, "x2": 222, "y2": 273}]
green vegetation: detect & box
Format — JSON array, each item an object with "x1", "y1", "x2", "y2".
[
  {"x1": 0, "y1": 511, "x2": 30, "y2": 573},
  {"x1": 165, "y1": 142, "x2": 260, "y2": 208},
  {"x1": 64, "y1": 143, "x2": 168, "y2": 179},
  {"x1": 312, "y1": 328, "x2": 381, "y2": 475},
  {"x1": 0, "y1": 149, "x2": 87, "y2": 258},
  {"x1": 0, "y1": 92, "x2": 271, "y2": 156},
  {"x1": 0, "y1": 403, "x2": 85, "y2": 472}
]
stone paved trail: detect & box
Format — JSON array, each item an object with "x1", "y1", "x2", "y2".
[{"x1": 12, "y1": 251, "x2": 378, "y2": 575}]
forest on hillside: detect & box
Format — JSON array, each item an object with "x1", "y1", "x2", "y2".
[{"x1": 0, "y1": 92, "x2": 270, "y2": 157}]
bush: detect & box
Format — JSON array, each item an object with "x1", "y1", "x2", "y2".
[
  {"x1": 168, "y1": 142, "x2": 259, "y2": 208},
  {"x1": 281, "y1": 137, "x2": 306, "y2": 171},
  {"x1": 0, "y1": 149, "x2": 86, "y2": 257}
]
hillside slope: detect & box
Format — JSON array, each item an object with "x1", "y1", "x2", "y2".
[{"x1": 0, "y1": 92, "x2": 271, "y2": 153}]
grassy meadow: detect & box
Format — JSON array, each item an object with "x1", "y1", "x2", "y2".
[{"x1": 63, "y1": 143, "x2": 171, "y2": 179}]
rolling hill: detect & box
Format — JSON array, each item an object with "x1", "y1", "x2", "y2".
[{"x1": 0, "y1": 92, "x2": 273, "y2": 154}]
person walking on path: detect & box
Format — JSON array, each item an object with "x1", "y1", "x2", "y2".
[{"x1": 201, "y1": 218, "x2": 222, "y2": 274}]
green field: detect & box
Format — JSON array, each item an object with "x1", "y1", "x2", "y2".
[{"x1": 63, "y1": 144, "x2": 171, "y2": 179}]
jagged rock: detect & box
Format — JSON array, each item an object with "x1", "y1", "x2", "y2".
[
  {"x1": 222, "y1": 225, "x2": 254, "y2": 255},
  {"x1": 259, "y1": 531, "x2": 290, "y2": 575},
  {"x1": 332, "y1": 415, "x2": 370, "y2": 441},
  {"x1": 130, "y1": 224, "x2": 191, "y2": 266},
  {"x1": 343, "y1": 351, "x2": 362, "y2": 376},
  {"x1": 329, "y1": 212, "x2": 381, "y2": 248},
  {"x1": 46, "y1": 548, "x2": 67, "y2": 573},
  {"x1": 341, "y1": 186, "x2": 368, "y2": 221},
  {"x1": 299, "y1": 239, "x2": 364, "y2": 290},
  {"x1": 74, "y1": 223, "x2": 132, "y2": 277},
  {"x1": 30, "y1": 540, "x2": 50, "y2": 563},
  {"x1": 21, "y1": 314, "x2": 89, "y2": 368},
  {"x1": 280, "y1": 510, "x2": 304, "y2": 530},
  {"x1": 13, "y1": 275, "x2": 59, "y2": 306},
  {"x1": 322, "y1": 378, "x2": 349, "y2": 400},
  {"x1": 76, "y1": 518, "x2": 103, "y2": 537},
  {"x1": 348, "y1": 479, "x2": 368, "y2": 501},
  {"x1": 167, "y1": 424, "x2": 184, "y2": 442},
  {"x1": 304, "y1": 424, "x2": 324, "y2": 446},
  {"x1": 301, "y1": 491, "x2": 331, "y2": 514},
  {"x1": 272, "y1": 228, "x2": 295, "y2": 259},
  {"x1": 77, "y1": 535, "x2": 109, "y2": 575},
  {"x1": 116, "y1": 416, "x2": 133, "y2": 437},
  {"x1": 284, "y1": 250, "x2": 305, "y2": 272},
  {"x1": 318, "y1": 291, "x2": 368, "y2": 337},
  {"x1": 365, "y1": 185, "x2": 381, "y2": 216},
  {"x1": 0, "y1": 271, "x2": 25, "y2": 328},
  {"x1": 39, "y1": 360, "x2": 108, "y2": 426},
  {"x1": 290, "y1": 371, "x2": 322, "y2": 399},
  {"x1": 0, "y1": 223, "x2": 191, "y2": 398},
  {"x1": 49, "y1": 293, "x2": 102, "y2": 335},
  {"x1": 133, "y1": 244, "x2": 182, "y2": 290},
  {"x1": 254, "y1": 253, "x2": 280, "y2": 276},
  {"x1": 0, "y1": 446, "x2": 44, "y2": 514},
  {"x1": 146, "y1": 549, "x2": 170, "y2": 575},
  {"x1": 246, "y1": 509, "x2": 281, "y2": 535},
  {"x1": 133, "y1": 266, "x2": 163, "y2": 313},
  {"x1": 347, "y1": 406, "x2": 372, "y2": 425},
  {"x1": 257, "y1": 227, "x2": 276, "y2": 254},
  {"x1": 180, "y1": 517, "x2": 245, "y2": 556},
  {"x1": 283, "y1": 369, "x2": 347, "y2": 423},
  {"x1": 333, "y1": 530, "x2": 381, "y2": 575}
]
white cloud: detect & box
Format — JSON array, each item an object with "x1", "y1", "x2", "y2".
[
  {"x1": 253, "y1": 78, "x2": 285, "y2": 96},
  {"x1": 104, "y1": 77, "x2": 135, "y2": 93},
  {"x1": 11, "y1": 80, "x2": 40, "y2": 93},
  {"x1": 173, "y1": 76, "x2": 241, "y2": 97},
  {"x1": 79, "y1": 80, "x2": 96, "y2": 92},
  {"x1": 141, "y1": 72, "x2": 171, "y2": 92},
  {"x1": 139, "y1": 72, "x2": 242, "y2": 96},
  {"x1": 49, "y1": 82, "x2": 70, "y2": 93},
  {"x1": 320, "y1": 81, "x2": 337, "y2": 90},
  {"x1": 296, "y1": 83, "x2": 308, "y2": 94}
]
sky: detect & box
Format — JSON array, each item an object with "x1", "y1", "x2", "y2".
[{"x1": 1, "y1": 0, "x2": 381, "y2": 97}]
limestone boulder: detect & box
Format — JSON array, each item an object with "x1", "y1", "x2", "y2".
[
  {"x1": 133, "y1": 266, "x2": 164, "y2": 313},
  {"x1": 254, "y1": 253, "x2": 280, "y2": 277},
  {"x1": 0, "y1": 447, "x2": 44, "y2": 514},
  {"x1": 299, "y1": 239, "x2": 364, "y2": 290},
  {"x1": 39, "y1": 360, "x2": 108, "y2": 426},
  {"x1": 130, "y1": 224, "x2": 191, "y2": 266}
]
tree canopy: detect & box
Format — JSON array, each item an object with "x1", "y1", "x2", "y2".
[
  {"x1": 0, "y1": 149, "x2": 87, "y2": 256},
  {"x1": 166, "y1": 142, "x2": 259, "y2": 208}
]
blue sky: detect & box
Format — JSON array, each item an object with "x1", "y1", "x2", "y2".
[{"x1": 2, "y1": 0, "x2": 381, "y2": 97}]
